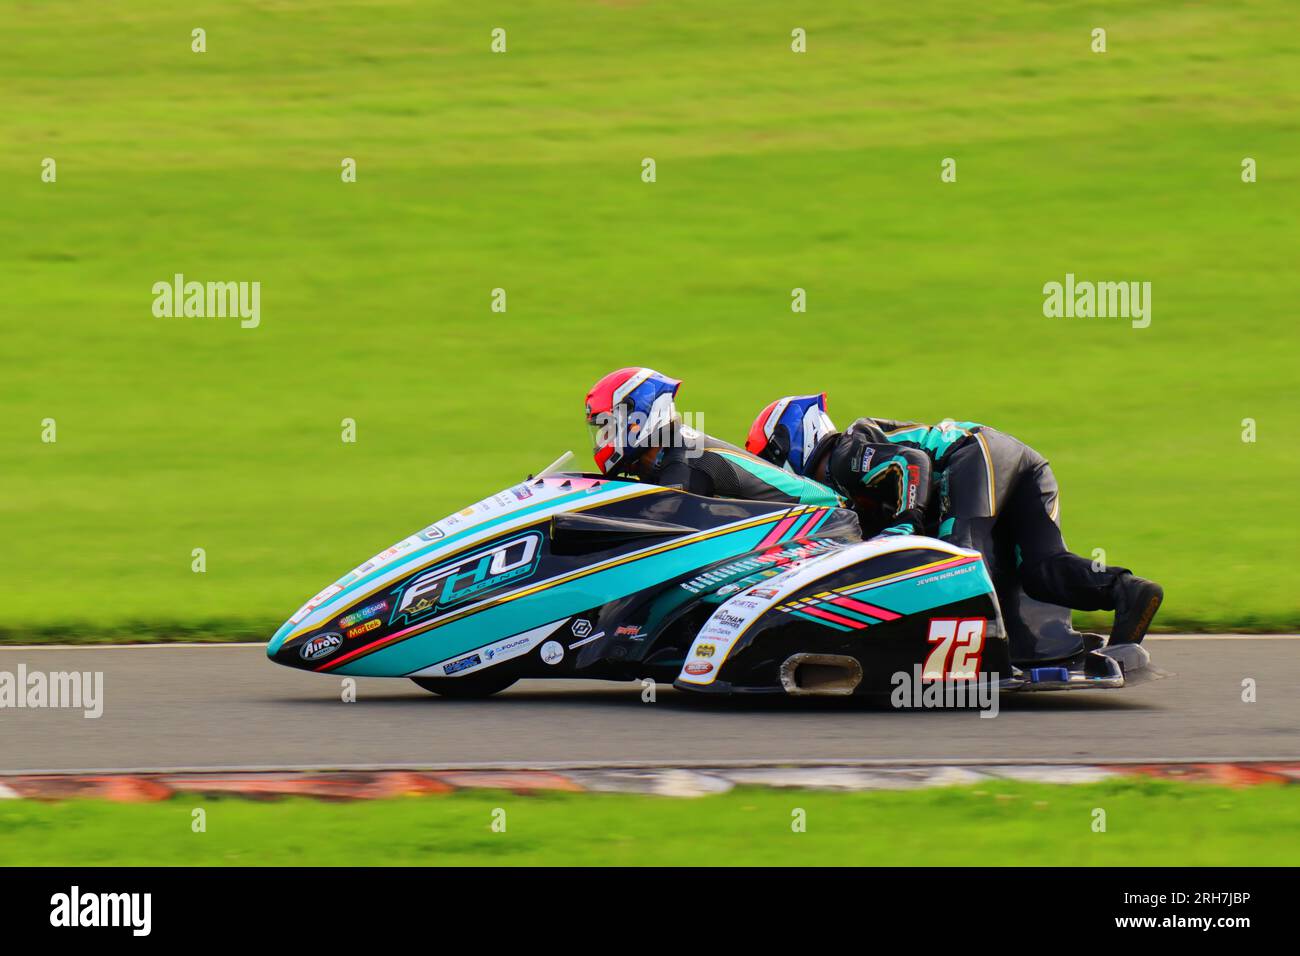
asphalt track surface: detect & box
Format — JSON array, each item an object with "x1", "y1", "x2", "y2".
[{"x1": 1, "y1": 638, "x2": 1296, "y2": 773}]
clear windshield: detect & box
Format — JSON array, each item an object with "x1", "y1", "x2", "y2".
[{"x1": 535, "y1": 450, "x2": 576, "y2": 478}]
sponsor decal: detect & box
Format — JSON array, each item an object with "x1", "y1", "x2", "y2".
[
  {"x1": 915, "y1": 564, "x2": 977, "y2": 587},
  {"x1": 615, "y1": 624, "x2": 642, "y2": 637},
  {"x1": 570, "y1": 619, "x2": 592, "y2": 638},
  {"x1": 418, "y1": 525, "x2": 445, "y2": 542},
  {"x1": 510, "y1": 484, "x2": 534, "y2": 501},
  {"x1": 679, "y1": 540, "x2": 840, "y2": 594},
  {"x1": 351, "y1": 537, "x2": 420, "y2": 578},
  {"x1": 338, "y1": 599, "x2": 389, "y2": 629},
  {"x1": 345, "y1": 618, "x2": 381, "y2": 639},
  {"x1": 681, "y1": 567, "x2": 799, "y2": 685},
  {"x1": 713, "y1": 610, "x2": 746, "y2": 631},
  {"x1": 299, "y1": 632, "x2": 343, "y2": 661},
  {"x1": 540, "y1": 641, "x2": 565, "y2": 665},
  {"x1": 443, "y1": 653, "x2": 482, "y2": 676},
  {"x1": 484, "y1": 635, "x2": 532, "y2": 661},
  {"x1": 698, "y1": 608, "x2": 753, "y2": 645},
  {"x1": 290, "y1": 583, "x2": 343, "y2": 625},
  {"x1": 391, "y1": 531, "x2": 544, "y2": 626}
]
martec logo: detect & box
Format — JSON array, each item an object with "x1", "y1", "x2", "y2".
[{"x1": 152, "y1": 273, "x2": 261, "y2": 328}]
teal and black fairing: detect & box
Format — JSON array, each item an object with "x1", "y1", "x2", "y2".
[
  {"x1": 706, "y1": 448, "x2": 842, "y2": 506},
  {"x1": 265, "y1": 477, "x2": 636, "y2": 658},
  {"x1": 678, "y1": 541, "x2": 1009, "y2": 696},
  {"x1": 267, "y1": 475, "x2": 857, "y2": 678}
]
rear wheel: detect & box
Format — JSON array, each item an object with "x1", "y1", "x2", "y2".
[{"x1": 410, "y1": 672, "x2": 518, "y2": 698}]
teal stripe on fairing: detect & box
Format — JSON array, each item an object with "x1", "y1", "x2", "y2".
[
  {"x1": 816, "y1": 603, "x2": 880, "y2": 625},
  {"x1": 332, "y1": 521, "x2": 777, "y2": 676},
  {"x1": 856, "y1": 558, "x2": 995, "y2": 615},
  {"x1": 782, "y1": 507, "x2": 830, "y2": 542},
  {"x1": 791, "y1": 610, "x2": 854, "y2": 632},
  {"x1": 805, "y1": 509, "x2": 832, "y2": 536},
  {"x1": 713, "y1": 451, "x2": 843, "y2": 507}
]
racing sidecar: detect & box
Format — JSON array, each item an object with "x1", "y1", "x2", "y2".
[{"x1": 266, "y1": 460, "x2": 1156, "y2": 698}]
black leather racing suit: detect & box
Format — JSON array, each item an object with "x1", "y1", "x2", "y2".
[
  {"x1": 639, "y1": 432, "x2": 843, "y2": 507},
  {"x1": 840, "y1": 417, "x2": 1130, "y2": 660}
]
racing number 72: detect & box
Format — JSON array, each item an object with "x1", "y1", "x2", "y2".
[{"x1": 922, "y1": 618, "x2": 986, "y2": 681}]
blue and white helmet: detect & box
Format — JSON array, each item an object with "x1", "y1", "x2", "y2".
[
  {"x1": 585, "y1": 367, "x2": 682, "y2": 475},
  {"x1": 746, "y1": 394, "x2": 837, "y2": 475}
]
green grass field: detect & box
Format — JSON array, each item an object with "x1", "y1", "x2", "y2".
[
  {"x1": 2, "y1": 780, "x2": 1297, "y2": 866},
  {"x1": 3, "y1": 1, "x2": 1297, "y2": 640}
]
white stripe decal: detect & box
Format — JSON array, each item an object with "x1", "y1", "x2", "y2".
[{"x1": 568, "y1": 630, "x2": 605, "y2": 649}]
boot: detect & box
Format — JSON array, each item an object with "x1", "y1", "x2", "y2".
[{"x1": 1109, "y1": 574, "x2": 1163, "y2": 645}]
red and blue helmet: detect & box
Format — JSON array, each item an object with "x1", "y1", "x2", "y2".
[
  {"x1": 585, "y1": 367, "x2": 682, "y2": 475},
  {"x1": 746, "y1": 394, "x2": 837, "y2": 475}
]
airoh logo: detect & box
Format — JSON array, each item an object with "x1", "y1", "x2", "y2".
[{"x1": 299, "y1": 632, "x2": 342, "y2": 661}]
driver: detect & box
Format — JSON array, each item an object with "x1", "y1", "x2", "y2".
[
  {"x1": 746, "y1": 395, "x2": 1164, "y2": 647},
  {"x1": 585, "y1": 368, "x2": 842, "y2": 507}
]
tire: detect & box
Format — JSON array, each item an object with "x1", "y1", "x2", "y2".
[{"x1": 410, "y1": 672, "x2": 518, "y2": 698}]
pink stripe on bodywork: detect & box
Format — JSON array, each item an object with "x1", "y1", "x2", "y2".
[
  {"x1": 829, "y1": 595, "x2": 901, "y2": 621},
  {"x1": 799, "y1": 605, "x2": 869, "y2": 629}
]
